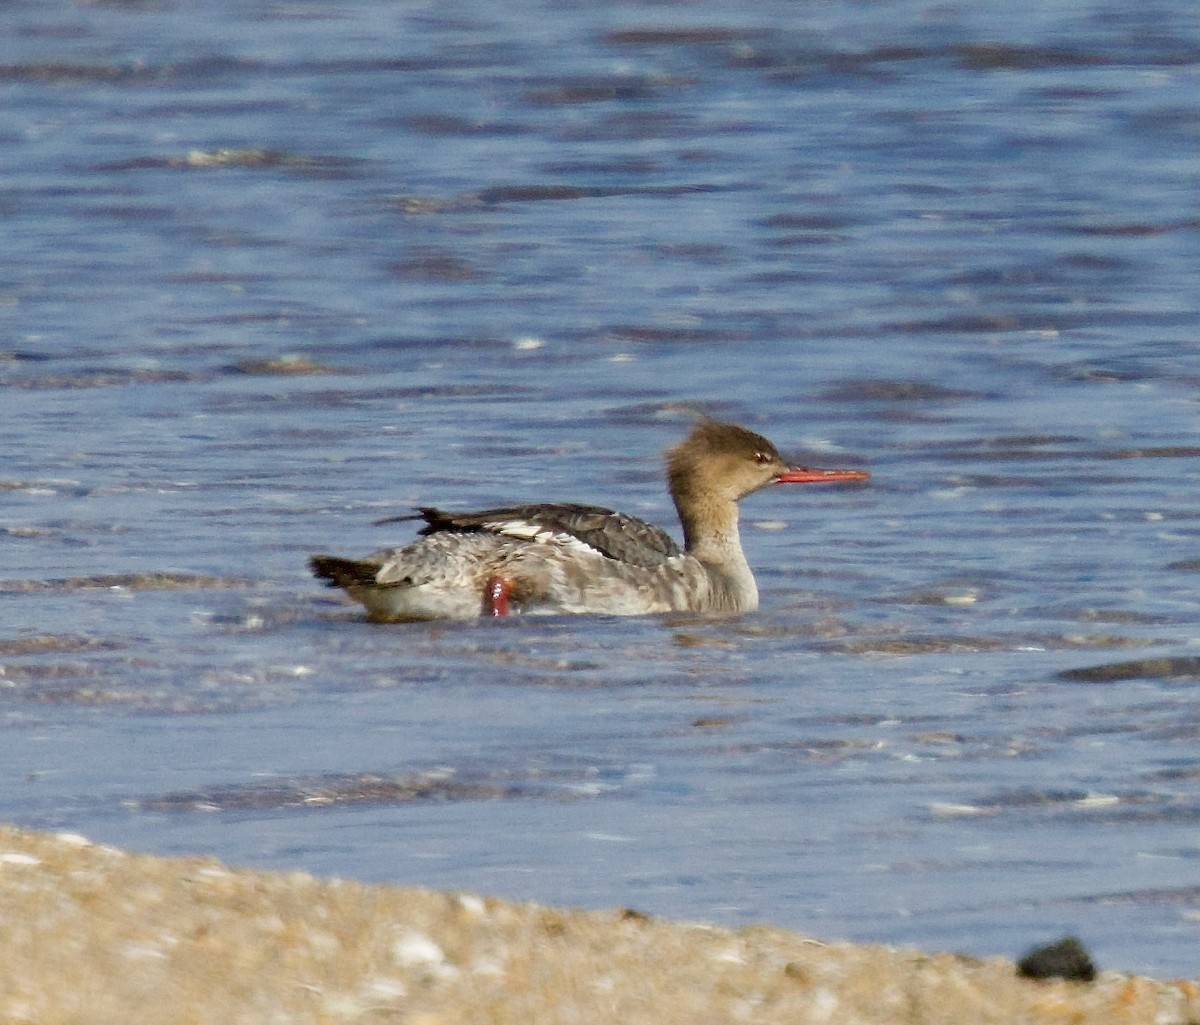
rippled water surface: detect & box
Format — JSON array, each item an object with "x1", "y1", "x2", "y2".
[{"x1": 2, "y1": 0, "x2": 1197, "y2": 978}]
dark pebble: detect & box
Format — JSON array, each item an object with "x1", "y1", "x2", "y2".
[{"x1": 1016, "y1": 936, "x2": 1097, "y2": 982}]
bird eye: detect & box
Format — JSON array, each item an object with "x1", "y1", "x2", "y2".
[{"x1": 754, "y1": 451, "x2": 771, "y2": 465}]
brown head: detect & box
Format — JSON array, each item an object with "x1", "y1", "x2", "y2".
[{"x1": 666, "y1": 419, "x2": 868, "y2": 507}]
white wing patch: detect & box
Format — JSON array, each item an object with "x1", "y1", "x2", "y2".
[{"x1": 485, "y1": 519, "x2": 604, "y2": 556}]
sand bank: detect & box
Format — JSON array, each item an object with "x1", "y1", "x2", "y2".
[{"x1": 0, "y1": 825, "x2": 1193, "y2": 1024}]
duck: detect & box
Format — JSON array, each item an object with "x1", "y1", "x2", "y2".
[{"x1": 309, "y1": 418, "x2": 868, "y2": 621}]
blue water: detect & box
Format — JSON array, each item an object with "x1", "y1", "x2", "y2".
[{"x1": 1, "y1": 0, "x2": 1197, "y2": 978}]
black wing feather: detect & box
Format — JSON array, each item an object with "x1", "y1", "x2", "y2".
[{"x1": 412, "y1": 503, "x2": 681, "y2": 570}]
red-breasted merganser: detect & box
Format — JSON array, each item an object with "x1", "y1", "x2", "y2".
[{"x1": 310, "y1": 419, "x2": 868, "y2": 621}]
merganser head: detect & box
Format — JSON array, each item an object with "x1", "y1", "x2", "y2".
[{"x1": 667, "y1": 419, "x2": 869, "y2": 505}]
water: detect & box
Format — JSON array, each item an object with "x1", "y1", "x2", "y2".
[{"x1": 2, "y1": 0, "x2": 1197, "y2": 979}]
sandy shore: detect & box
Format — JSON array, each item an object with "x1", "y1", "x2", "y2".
[{"x1": 0, "y1": 825, "x2": 1194, "y2": 1024}]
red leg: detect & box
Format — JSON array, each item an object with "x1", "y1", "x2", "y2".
[{"x1": 484, "y1": 576, "x2": 512, "y2": 617}]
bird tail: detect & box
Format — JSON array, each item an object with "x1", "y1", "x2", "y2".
[{"x1": 309, "y1": 555, "x2": 380, "y2": 588}]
